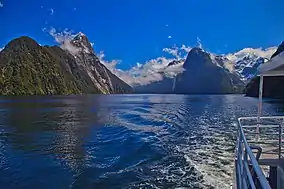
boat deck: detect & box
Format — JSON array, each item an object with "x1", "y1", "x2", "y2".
[{"x1": 235, "y1": 116, "x2": 284, "y2": 189}]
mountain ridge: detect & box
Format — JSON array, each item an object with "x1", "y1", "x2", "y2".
[
  {"x1": 0, "y1": 35, "x2": 132, "y2": 95},
  {"x1": 1, "y1": 34, "x2": 281, "y2": 96}
]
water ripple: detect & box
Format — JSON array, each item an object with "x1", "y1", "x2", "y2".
[{"x1": 0, "y1": 94, "x2": 283, "y2": 189}]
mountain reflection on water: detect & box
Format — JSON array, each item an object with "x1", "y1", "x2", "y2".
[{"x1": 0, "y1": 94, "x2": 284, "y2": 189}]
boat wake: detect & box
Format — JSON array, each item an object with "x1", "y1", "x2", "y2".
[
  {"x1": 105, "y1": 95, "x2": 238, "y2": 189},
  {"x1": 1, "y1": 94, "x2": 272, "y2": 189}
]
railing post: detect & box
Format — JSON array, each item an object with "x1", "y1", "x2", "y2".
[
  {"x1": 243, "y1": 148, "x2": 248, "y2": 189},
  {"x1": 256, "y1": 75, "x2": 264, "y2": 141},
  {"x1": 279, "y1": 120, "x2": 283, "y2": 159},
  {"x1": 257, "y1": 75, "x2": 264, "y2": 125},
  {"x1": 236, "y1": 125, "x2": 242, "y2": 189}
]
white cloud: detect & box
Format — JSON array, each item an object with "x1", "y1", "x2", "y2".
[
  {"x1": 129, "y1": 57, "x2": 175, "y2": 85},
  {"x1": 100, "y1": 44, "x2": 277, "y2": 86},
  {"x1": 99, "y1": 45, "x2": 189, "y2": 86},
  {"x1": 97, "y1": 44, "x2": 191, "y2": 86},
  {"x1": 46, "y1": 27, "x2": 80, "y2": 55},
  {"x1": 100, "y1": 44, "x2": 191, "y2": 86},
  {"x1": 98, "y1": 51, "x2": 137, "y2": 85},
  {"x1": 0, "y1": 1, "x2": 3, "y2": 7},
  {"x1": 181, "y1": 45, "x2": 192, "y2": 53},
  {"x1": 43, "y1": 27, "x2": 278, "y2": 87},
  {"x1": 225, "y1": 47, "x2": 277, "y2": 62},
  {"x1": 0, "y1": 47, "x2": 3, "y2": 51},
  {"x1": 45, "y1": 27, "x2": 97, "y2": 56},
  {"x1": 164, "y1": 62, "x2": 185, "y2": 78},
  {"x1": 163, "y1": 45, "x2": 191, "y2": 59},
  {"x1": 163, "y1": 46, "x2": 179, "y2": 58},
  {"x1": 168, "y1": 36, "x2": 172, "y2": 39},
  {"x1": 49, "y1": 8, "x2": 54, "y2": 15}
]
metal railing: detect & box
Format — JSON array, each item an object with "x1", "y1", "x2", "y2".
[
  {"x1": 238, "y1": 116, "x2": 284, "y2": 160},
  {"x1": 234, "y1": 116, "x2": 284, "y2": 189}
]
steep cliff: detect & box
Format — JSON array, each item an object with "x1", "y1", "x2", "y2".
[{"x1": 174, "y1": 48, "x2": 244, "y2": 94}]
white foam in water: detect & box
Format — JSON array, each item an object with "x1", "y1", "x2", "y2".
[
  {"x1": 182, "y1": 147, "x2": 233, "y2": 188},
  {"x1": 100, "y1": 95, "x2": 246, "y2": 188},
  {"x1": 171, "y1": 116, "x2": 235, "y2": 189}
]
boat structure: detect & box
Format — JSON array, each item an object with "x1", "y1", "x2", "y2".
[{"x1": 234, "y1": 52, "x2": 284, "y2": 189}]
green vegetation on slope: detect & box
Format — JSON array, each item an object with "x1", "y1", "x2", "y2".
[
  {"x1": 0, "y1": 36, "x2": 132, "y2": 95},
  {"x1": 0, "y1": 37, "x2": 82, "y2": 95}
]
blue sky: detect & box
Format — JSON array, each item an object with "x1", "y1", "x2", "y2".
[{"x1": 0, "y1": 0, "x2": 284, "y2": 71}]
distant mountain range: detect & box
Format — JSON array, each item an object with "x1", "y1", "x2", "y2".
[
  {"x1": 134, "y1": 43, "x2": 284, "y2": 96},
  {"x1": 0, "y1": 34, "x2": 132, "y2": 95},
  {"x1": 0, "y1": 33, "x2": 283, "y2": 97}
]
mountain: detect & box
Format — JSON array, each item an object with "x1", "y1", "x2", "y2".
[
  {"x1": 134, "y1": 48, "x2": 244, "y2": 94},
  {"x1": 235, "y1": 54, "x2": 268, "y2": 81},
  {"x1": 234, "y1": 54, "x2": 268, "y2": 80},
  {"x1": 0, "y1": 35, "x2": 132, "y2": 95},
  {"x1": 174, "y1": 47, "x2": 244, "y2": 94},
  {"x1": 214, "y1": 55, "x2": 230, "y2": 69},
  {"x1": 245, "y1": 41, "x2": 284, "y2": 98}
]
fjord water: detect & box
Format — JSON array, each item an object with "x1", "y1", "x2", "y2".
[{"x1": 0, "y1": 95, "x2": 283, "y2": 189}]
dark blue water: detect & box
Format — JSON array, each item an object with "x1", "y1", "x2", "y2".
[{"x1": 0, "y1": 94, "x2": 284, "y2": 189}]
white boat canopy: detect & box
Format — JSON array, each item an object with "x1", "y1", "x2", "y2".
[
  {"x1": 257, "y1": 51, "x2": 284, "y2": 76},
  {"x1": 256, "y1": 51, "x2": 284, "y2": 127}
]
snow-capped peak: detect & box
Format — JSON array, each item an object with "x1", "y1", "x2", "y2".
[
  {"x1": 233, "y1": 52, "x2": 268, "y2": 80},
  {"x1": 77, "y1": 32, "x2": 86, "y2": 37},
  {"x1": 73, "y1": 32, "x2": 87, "y2": 42},
  {"x1": 71, "y1": 32, "x2": 93, "y2": 54}
]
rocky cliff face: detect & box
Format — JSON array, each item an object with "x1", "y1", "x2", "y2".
[
  {"x1": 174, "y1": 48, "x2": 244, "y2": 94},
  {"x1": 70, "y1": 33, "x2": 132, "y2": 94},
  {"x1": 0, "y1": 35, "x2": 132, "y2": 95}
]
